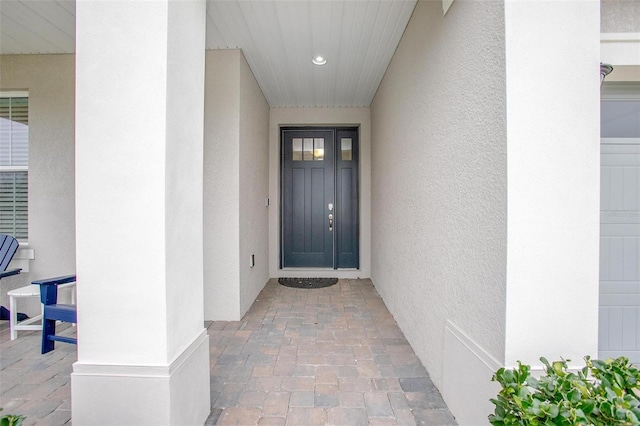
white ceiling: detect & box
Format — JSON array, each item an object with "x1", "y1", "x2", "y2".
[
  {"x1": 0, "y1": 1, "x2": 76, "y2": 54},
  {"x1": 0, "y1": 0, "x2": 417, "y2": 108}
]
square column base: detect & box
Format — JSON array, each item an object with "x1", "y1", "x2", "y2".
[{"x1": 71, "y1": 331, "x2": 210, "y2": 426}]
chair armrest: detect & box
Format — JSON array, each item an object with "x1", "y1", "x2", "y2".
[
  {"x1": 34, "y1": 275, "x2": 77, "y2": 305},
  {"x1": 0, "y1": 268, "x2": 21, "y2": 279},
  {"x1": 32, "y1": 274, "x2": 77, "y2": 286}
]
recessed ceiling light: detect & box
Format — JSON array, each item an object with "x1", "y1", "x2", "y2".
[{"x1": 312, "y1": 56, "x2": 327, "y2": 66}]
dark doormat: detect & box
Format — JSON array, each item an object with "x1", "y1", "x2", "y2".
[{"x1": 278, "y1": 277, "x2": 338, "y2": 289}]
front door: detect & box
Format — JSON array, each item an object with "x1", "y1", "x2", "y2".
[{"x1": 281, "y1": 127, "x2": 359, "y2": 269}]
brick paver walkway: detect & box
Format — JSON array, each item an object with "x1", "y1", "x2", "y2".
[
  {"x1": 0, "y1": 278, "x2": 457, "y2": 425},
  {"x1": 0, "y1": 322, "x2": 75, "y2": 425},
  {"x1": 206, "y1": 279, "x2": 456, "y2": 425}
]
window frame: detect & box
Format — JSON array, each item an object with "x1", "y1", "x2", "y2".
[{"x1": 0, "y1": 90, "x2": 29, "y2": 242}]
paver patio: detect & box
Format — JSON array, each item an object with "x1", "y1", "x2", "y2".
[
  {"x1": 0, "y1": 278, "x2": 457, "y2": 425},
  {"x1": 205, "y1": 279, "x2": 456, "y2": 425}
]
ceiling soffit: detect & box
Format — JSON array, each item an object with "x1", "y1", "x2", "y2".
[{"x1": 0, "y1": 0, "x2": 417, "y2": 108}]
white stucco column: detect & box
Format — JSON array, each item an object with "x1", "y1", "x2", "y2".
[
  {"x1": 73, "y1": 1, "x2": 209, "y2": 425},
  {"x1": 504, "y1": 0, "x2": 601, "y2": 368}
]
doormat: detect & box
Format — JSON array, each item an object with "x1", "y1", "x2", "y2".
[{"x1": 278, "y1": 277, "x2": 338, "y2": 289}]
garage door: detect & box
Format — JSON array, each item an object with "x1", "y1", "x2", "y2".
[{"x1": 599, "y1": 138, "x2": 640, "y2": 362}]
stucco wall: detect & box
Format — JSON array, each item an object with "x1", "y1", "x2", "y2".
[
  {"x1": 372, "y1": 0, "x2": 600, "y2": 423},
  {"x1": 0, "y1": 50, "x2": 269, "y2": 323},
  {"x1": 370, "y1": 0, "x2": 507, "y2": 422},
  {"x1": 239, "y1": 53, "x2": 270, "y2": 315},
  {"x1": 204, "y1": 49, "x2": 270, "y2": 320},
  {"x1": 601, "y1": 0, "x2": 640, "y2": 32},
  {"x1": 203, "y1": 50, "x2": 241, "y2": 320},
  {"x1": 268, "y1": 107, "x2": 371, "y2": 279},
  {"x1": 0, "y1": 54, "x2": 76, "y2": 312}
]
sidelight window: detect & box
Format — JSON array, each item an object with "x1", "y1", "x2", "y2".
[{"x1": 341, "y1": 138, "x2": 352, "y2": 161}]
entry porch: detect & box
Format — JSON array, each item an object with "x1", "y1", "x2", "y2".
[{"x1": 0, "y1": 279, "x2": 457, "y2": 425}]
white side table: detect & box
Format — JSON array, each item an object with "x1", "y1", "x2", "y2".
[{"x1": 7, "y1": 282, "x2": 76, "y2": 340}]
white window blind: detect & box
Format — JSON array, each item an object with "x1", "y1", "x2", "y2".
[{"x1": 0, "y1": 94, "x2": 28, "y2": 240}]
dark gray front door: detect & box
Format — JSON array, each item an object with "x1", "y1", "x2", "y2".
[{"x1": 281, "y1": 127, "x2": 359, "y2": 269}]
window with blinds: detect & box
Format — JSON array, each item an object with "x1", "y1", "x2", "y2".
[{"x1": 0, "y1": 94, "x2": 28, "y2": 241}]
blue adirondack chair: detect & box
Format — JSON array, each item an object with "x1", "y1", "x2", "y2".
[
  {"x1": 0, "y1": 234, "x2": 21, "y2": 280},
  {"x1": 34, "y1": 274, "x2": 77, "y2": 353},
  {"x1": 0, "y1": 234, "x2": 25, "y2": 321}
]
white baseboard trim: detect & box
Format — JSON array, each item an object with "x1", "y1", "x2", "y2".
[
  {"x1": 445, "y1": 320, "x2": 501, "y2": 372},
  {"x1": 442, "y1": 321, "x2": 502, "y2": 425},
  {"x1": 72, "y1": 330, "x2": 210, "y2": 426}
]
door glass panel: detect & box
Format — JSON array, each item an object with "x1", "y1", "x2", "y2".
[
  {"x1": 341, "y1": 138, "x2": 352, "y2": 161},
  {"x1": 303, "y1": 138, "x2": 313, "y2": 161},
  {"x1": 292, "y1": 138, "x2": 303, "y2": 161},
  {"x1": 314, "y1": 138, "x2": 324, "y2": 161}
]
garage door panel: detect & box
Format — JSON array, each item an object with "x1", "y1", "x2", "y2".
[
  {"x1": 623, "y1": 308, "x2": 637, "y2": 350},
  {"x1": 624, "y1": 168, "x2": 638, "y2": 210},
  {"x1": 601, "y1": 167, "x2": 610, "y2": 209},
  {"x1": 601, "y1": 225, "x2": 640, "y2": 235},
  {"x1": 624, "y1": 238, "x2": 639, "y2": 280},
  {"x1": 604, "y1": 237, "x2": 625, "y2": 280},
  {"x1": 601, "y1": 153, "x2": 640, "y2": 166},
  {"x1": 600, "y1": 144, "x2": 640, "y2": 155},
  {"x1": 599, "y1": 307, "x2": 609, "y2": 348},
  {"x1": 601, "y1": 294, "x2": 640, "y2": 306},
  {"x1": 601, "y1": 237, "x2": 640, "y2": 280},
  {"x1": 608, "y1": 307, "x2": 624, "y2": 350},
  {"x1": 601, "y1": 280, "x2": 640, "y2": 294},
  {"x1": 608, "y1": 167, "x2": 625, "y2": 210},
  {"x1": 600, "y1": 238, "x2": 610, "y2": 280}
]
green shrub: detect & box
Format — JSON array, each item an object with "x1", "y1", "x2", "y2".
[
  {"x1": 489, "y1": 356, "x2": 640, "y2": 425},
  {"x1": 0, "y1": 408, "x2": 25, "y2": 426}
]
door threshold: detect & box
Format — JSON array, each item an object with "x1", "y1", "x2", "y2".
[
  {"x1": 281, "y1": 268, "x2": 336, "y2": 271},
  {"x1": 279, "y1": 268, "x2": 360, "y2": 271}
]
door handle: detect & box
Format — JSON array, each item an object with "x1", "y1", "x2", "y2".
[{"x1": 328, "y1": 213, "x2": 333, "y2": 232}]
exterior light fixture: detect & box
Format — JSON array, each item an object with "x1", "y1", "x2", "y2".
[
  {"x1": 312, "y1": 56, "x2": 327, "y2": 66},
  {"x1": 600, "y1": 63, "x2": 613, "y2": 86}
]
